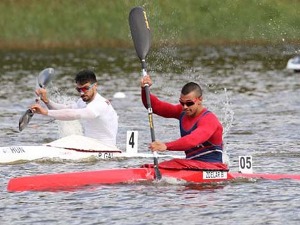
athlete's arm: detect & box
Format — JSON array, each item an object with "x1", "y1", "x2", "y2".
[
  {"x1": 141, "y1": 90, "x2": 182, "y2": 118},
  {"x1": 48, "y1": 107, "x2": 96, "y2": 121},
  {"x1": 45, "y1": 100, "x2": 72, "y2": 110}
]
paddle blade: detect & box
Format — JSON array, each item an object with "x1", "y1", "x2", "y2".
[
  {"x1": 19, "y1": 109, "x2": 34, "y2": 132},
  {"x1": 129, "y1": 6, "x2": 151, "y2": 61},
  {"x1": 38, "y1": 68, "x2": 55, "y2": 88},
  {"x1": 18, "y1": 68, "x2": 54, "y2": 132}
]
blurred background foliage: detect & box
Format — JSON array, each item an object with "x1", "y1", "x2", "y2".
[{"x1": 0, "y1": 0, "x2": 299, "y2": 49}]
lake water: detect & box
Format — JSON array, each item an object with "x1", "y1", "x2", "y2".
[{"x1": 1, "y1": 45, "x2": 300, "y2": 224}]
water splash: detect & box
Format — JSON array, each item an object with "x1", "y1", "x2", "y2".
[
  {"x1": 48, "y1": 86, "x2": 83, "y2": 138},
  {"x1": 219, "y1": 88, "x2": 234, "y2": 138},
  {"x1": 205, "y1": 87, "x2": 234, "y2": 166}
]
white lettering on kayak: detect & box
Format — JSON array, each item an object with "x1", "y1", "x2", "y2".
[
  {"x1": 98, "y1": 152, "x2": 113, "y2": 159},
  {"x1": 203, "y1": 171, "x2": 228, "y2": 180},
  {"x1": 10, "y1": 147, "x2": 25, "y2": 154}
]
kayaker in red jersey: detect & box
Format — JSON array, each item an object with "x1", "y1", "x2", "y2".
[{"x1": 141, "y1": 75, "x2": 224, "y2": 163}]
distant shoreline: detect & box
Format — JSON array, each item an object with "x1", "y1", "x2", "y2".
[{"x1": 1, "y1": 39, "x2": 299, "y2": 51}]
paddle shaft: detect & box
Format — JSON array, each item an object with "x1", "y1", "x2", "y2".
[
  {"x1": 141, "y1": 61, "x2": 161, "y2": 168},
  {"x1": 141, "y1": 67, "x2": 155, "y2": 142}
]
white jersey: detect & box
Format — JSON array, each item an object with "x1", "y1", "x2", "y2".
[{"x1": 47, "y1": 93, "x2": 118, "y2": 146}]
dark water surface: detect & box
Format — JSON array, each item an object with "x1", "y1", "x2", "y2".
[{"x1": 1, "y1": 45, "x2": 300, "y2": 224}]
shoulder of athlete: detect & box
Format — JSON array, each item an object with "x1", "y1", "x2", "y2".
[{"x1": 197, "y1": 110, "x2": 222, "y2": 126}]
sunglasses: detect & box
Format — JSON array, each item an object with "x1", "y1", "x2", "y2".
[
  {"x1": 179, "y1": 99, "x2": 198, "y2": 107},
  {"x1": 76, "y1": 83, "x2": 96, "y2": 93}
]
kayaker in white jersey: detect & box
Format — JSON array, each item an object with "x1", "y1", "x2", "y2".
[{"x1": 30, "y1": 69, "x2": 118, "y2": 146}]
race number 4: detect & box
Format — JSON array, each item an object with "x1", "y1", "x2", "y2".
[
  {"x1": 126, "y1": 131, "x2": 138, "y2": 154},
  {"x1": 238, "y1": 156, "x2": 253, "y2": 174}
]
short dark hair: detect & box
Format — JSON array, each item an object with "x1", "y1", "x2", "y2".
[
  {"x1": 181, "y1": 82, "x2": 202, "y2": 97},
  {"x1": 75, "y1": 69, "x2": 97, "y2": 85}
]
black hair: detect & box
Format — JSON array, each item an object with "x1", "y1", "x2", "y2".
[
  {"x1": 181, "y1": 82, "x2": 202, "y2": 97},
  {"x1": 75, "y1": 69, "x2": 97, "y2": 85}
]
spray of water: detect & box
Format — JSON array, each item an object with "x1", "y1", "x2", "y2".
[
  {"x1": 48, "y1": 86, "x2": 83, "y2": 138},
  {"x1": 193, "y1": 78, "x2": 234, "y2": 166}
]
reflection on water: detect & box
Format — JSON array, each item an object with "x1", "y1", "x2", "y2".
[{"x1": 1, "y1": 45, "x2": 300, "y2": 224}]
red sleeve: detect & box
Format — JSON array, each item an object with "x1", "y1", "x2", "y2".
[
  {"x1": 165, "y1": 113, "x2": 223, "y2": 151},
  {"x1": 141, "y1": 88, "x2": 182, "y2": 119}
]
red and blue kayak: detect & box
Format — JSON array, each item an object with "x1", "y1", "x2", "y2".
[{"x1": 7, "y1": 159, "x2": 300, "y2": 192}]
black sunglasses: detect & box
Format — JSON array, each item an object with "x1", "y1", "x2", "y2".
[{"x1": 179, "y1": 99, "x2": 196, "y2": 107}]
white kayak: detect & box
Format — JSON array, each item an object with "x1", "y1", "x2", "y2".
[
  {"x1": 286, "y1": 55, "x2": 300, "y2": 72},
  {"x1": 0, "y1": 135, "x2": 182, "y2": 164}
]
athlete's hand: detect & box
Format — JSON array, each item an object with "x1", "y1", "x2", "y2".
[
  {"x1": 30, "y1": 103, "x2": 48, "y2": 115},
  {"x1": 35, "y1": 88, "x2": 49, "y2": 104},
  {"x1": 140, "y1": 75, "x2": 153, "y2": 88},
  {"x1": 149, "y1": 141, "x2": 167, "y2": 152}
]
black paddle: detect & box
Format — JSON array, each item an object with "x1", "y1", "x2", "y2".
[
  {"x1": 19, "y1": 68, "x2": 55, "y2": 132},
  {"x1": 129, "y1": 6, "x2": 162, "y2": 180}
]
